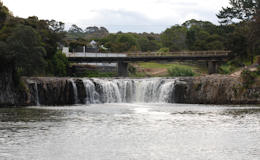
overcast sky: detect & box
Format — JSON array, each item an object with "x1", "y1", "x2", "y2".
[{"x1": 2, "y1": 0, "x2": 230, "y2": 33}]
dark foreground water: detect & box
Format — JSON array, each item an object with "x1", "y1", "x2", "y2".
[{"x1": 0, "y1": 103, "x2": 260, "y2": 160}]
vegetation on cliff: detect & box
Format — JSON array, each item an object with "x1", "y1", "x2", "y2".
[{"x1": 0, "y1": 1, "x2": 68, "y2": 77}]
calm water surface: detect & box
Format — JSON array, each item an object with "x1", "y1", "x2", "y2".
[{"x1": 0, "y1": 103, "x2": 260, "y2": 160}]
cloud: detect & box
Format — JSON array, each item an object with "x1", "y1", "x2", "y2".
[
  {"x1": 2, "y1": 0, "x2": 230, "y2": 33},
  {"x1": 154, "y1": 0, "x2": 198, "y2": 6},
  {"x1": 76, "y1": 9, "x2": 174, "y2": 33},
  {"x1": 76, "y1": 6, "x2": 220, "y2": 33}
]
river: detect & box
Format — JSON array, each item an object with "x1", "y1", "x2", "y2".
[{"x1": 1, "y1": 103, "x2": 260, "y2": 160}]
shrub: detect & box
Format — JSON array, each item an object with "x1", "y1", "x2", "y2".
[
  {"x1": 128, "y1": 64, "x2": 136, "y2": 74},
  {"x1": 218, "y1": 64, "x2": 236, "y2": 74},
  {"x1": 241, "y1": 69, "x2": 258, "y2": 88},
  {"x1": 50, "y1": 50, "x2": 69, "y2": 77},
  {"x1": 157, "y1": 48, "x2": 169, "y2": 53},
  {"x1": 168, "y1": 66, "x2": 195, "y2": 77}
]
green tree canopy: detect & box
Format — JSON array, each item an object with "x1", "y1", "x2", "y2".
[
  {"x1": 217, "y1": 0, "x2": 258, "y2": 24},
  {"x1": 69, "y1": 24, "x2": 83, "y2": 33},
  {"x1": 0, "y1": 1, "x2": 10, "y2": 29},
  {"x1": 160, "y1": 25, "x2": 187, "y2": 51},
  {"x1": 217, "y1": 0, "x2": 260, "y2": 62},
  {"x1": 6, "y1": 25, "x2": 47, "y2": 76}
]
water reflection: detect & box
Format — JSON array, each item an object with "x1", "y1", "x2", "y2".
[{"x1": 0, "y1": 104, "x2": 260, "y2": 160}]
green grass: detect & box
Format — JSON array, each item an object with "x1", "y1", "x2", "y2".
[
  {"x1": 137, "y1": 62, "x2": 178, "y2": 69},
  {"x1": 129, "y1": 72, "x2": 148, "y2": 78},
  {"x1": 76, "y1": 70, "x2": 117, "y2": 77},
  {"x1": 136, "y1": 62, "x2": 206, "y2": 77}
]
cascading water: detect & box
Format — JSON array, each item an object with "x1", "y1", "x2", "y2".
[
  {"x1": 30, "y1": 78, "x2": 176, "y2": 105},
  {"x1": 82, "y1": 78, "x2": 176, "y2": 104},
  {"x1": 83, "y1": 79, "x2": 99, "y2": 104},
  {"x1": 70, "y1": 79, "x2": 79, "y2": 104},
  {"x1": 93, "y1": 79, "x2": 123, "y2": 103},
  {"x1": 34, "y1": 82, "x2": 40, "y2": 106}
]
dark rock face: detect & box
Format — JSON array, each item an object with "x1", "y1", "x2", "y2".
[
  {"x1": 0, "y1": 60, "x2": 28, "y2": 107},
  {"x1": 75, "y1": 79, "x2": 86, "y2": 104},
  {"x1": 174, "y1": 75, "x2": 260, "y2": 104},
  {"x1": 174, "y1": 81, "x2": 189, "y2": 103},
  {"x1": 26, "y1": 78, "x2": 75, "y2": 106}
]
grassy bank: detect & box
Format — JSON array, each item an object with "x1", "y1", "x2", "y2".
[{"x1": 130, "y1": 62, "x2": 207, "y2": 77}]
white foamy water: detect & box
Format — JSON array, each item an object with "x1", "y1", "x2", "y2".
[{"x1": 83, "y1": 78, "x2": 176, "y2": 104}]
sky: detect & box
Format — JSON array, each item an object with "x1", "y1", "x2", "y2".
[{"x1": 2, "y1": 0, "x2": 230, "y2": 33}]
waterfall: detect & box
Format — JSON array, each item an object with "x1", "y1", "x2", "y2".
[
  {"x1": 81, "y1": 78, "x2": 176, "y2": 104},
  {"x1": 70, "y1": 79, "x2": 79, "y2": 104},
  {"x1": 34, "y1": 82, "x2": 40, "y2": 106},
  {"x1": 93, "y1": 79, "x2": 122, "y2": 103},
  {"x1": 83, "y1": 79, "x2": 99, "y2": 104},
  {"x1": 29, "y1": 78, "x2": 176, "y2": 105},
  {"x1": 158, "y1": 81, "x2": 175, "y2": 103}
]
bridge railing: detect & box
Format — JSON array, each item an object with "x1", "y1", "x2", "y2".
[
  {"x1": 66, "y1": 51, "x2": 231, "y2": 58},
  {"x1": 66, "y1": 52, "x2": 128, "y2": 58},
  {"x1": 127, "y1": 51, "x2": 231, "y2": 57}
]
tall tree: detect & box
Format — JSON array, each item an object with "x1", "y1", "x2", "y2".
[
  {"x1": 217, "y1": 0, "x2": 258, "y2": 24},
  {"x1": 0, "y1": 1, "x2": 10, "y2": 29},
  {"x1": 6, "y1": 25, "x2": 47, "y2": 76},
  {"x1": 47, "y1": 20, "x2": 65, "y2": 33},
  {"x1": 69, "y1": 24, "x2": 83, "y2": 33},
  {"x1": 160, "y1": 25, "x2": 187, "y2": 51},
  {"x1": 217, "y1": 0, "x2": 259, "y2": 62}
]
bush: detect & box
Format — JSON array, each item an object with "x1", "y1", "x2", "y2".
[
  {"x1": 241, "y1": 69, "x2": 258, "y2": 88},
  {"x1": 50, "y1": 50, "x2": 69, "y2": 77},
  {"x1": 128, "y1": 64, "x2": 136, "y2": 74},
  {"x1": 157, "y1": 48, "x2": 169, "y2": 53},
  {"x1": 218, "y1": 64, "x2": 236, "y2": 74},
  {"x1": 168, "y1": 66, "x2": 195, "y2": 77}
]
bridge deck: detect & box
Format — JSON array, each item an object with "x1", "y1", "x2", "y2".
[{"x1": 67, "y1": 51, "x2": 230, "y2": 63}]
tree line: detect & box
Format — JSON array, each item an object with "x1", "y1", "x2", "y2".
[
  {"x1": 0, "y1": 0, "x2": 259, "y2": 77},
  {"x1": 0, "y1": 1, "x2": 68, "y2": 77},
  {"x1": 67, "y1": 0, "x2": 259, "y2": 64}
]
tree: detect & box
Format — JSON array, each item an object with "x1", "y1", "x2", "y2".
[
  {"x1": 6, "y1": 25, "x2": 47, "y2": 76},
  {"x1": 0, "y1": 3, "x2": 69, "y2": 77},
  {"x1": 102, "y1": 33, "x2": 140, "y2": 52},
  {"x1": 51, "y1": 50, "x2": 69, "y2": 76},
  {"x1": 22, "y1": 16, "x2": 64, "y2": 58},
  {"x1": 0, "y1": 1, "x2": 10, "y2": 29},
  {"x1": 217, "y1": 0, "x2": 258, "y2": 24},
  {"x1": 160, "y1": 25, "x2": 187, "y2": 51},
  {"x1": 47, "y1": 20, "x2": 65, "y2": 32},
  {"x1": 218, "y1": 0, "x2": 259, "y2": 62},
  {"x1": 69, "y1": 24, "x2": 83, "y2": 33}
]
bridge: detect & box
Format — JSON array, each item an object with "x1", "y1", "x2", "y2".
[{"x1": 67, "y1": 51, "x2": 231, "y2": 77}]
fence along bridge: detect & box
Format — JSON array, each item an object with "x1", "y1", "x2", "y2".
[{"x1": 67, "y1": 51, "x2": 231, "y2": 76}]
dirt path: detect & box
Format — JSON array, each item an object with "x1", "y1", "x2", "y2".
[
  {"x1": 231, "y1": 65, "x2": 258, "y2": 77},
  {"x1": 148, "y1": 68, "x2": 168, "y2": 76}
]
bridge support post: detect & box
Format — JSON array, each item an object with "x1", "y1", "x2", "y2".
[
  {"x1": 207, "y1": 61, "x2": 218, "y2": 74},
  {"x1": 117, "y1": 62, "x2": 128, "y2": 77}
]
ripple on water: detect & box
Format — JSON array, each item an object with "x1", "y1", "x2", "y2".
[{"x1": 0, "y1": 104, "x2": 260, "y2": 160}]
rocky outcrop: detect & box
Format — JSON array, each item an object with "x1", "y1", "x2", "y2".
[
  {"x1": 25, "y1": 77, "x2": 75, "y2": 106},
  {"x1": 75, "y1": 79, "x2": 86, "y2": 104},
  {"x1": 1, "y1": 73, "x2": 260, "y2": 107},
  {"x1": 174, "y1": 75, "x2": 260, "y2": 104},
  {"x1": 0, "y1": 59, "x2": 28, "y2": 107}
]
